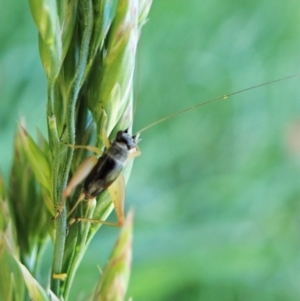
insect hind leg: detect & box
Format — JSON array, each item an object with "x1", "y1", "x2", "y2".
[
  {"x1": 51, "y1": 155, "x2": 98, "y2": 221},
  {"x1": 68, "y1": 174, "x2": 126, "y2": 227},
  {"x1": 69, "y1": 216, "x2": 123, "y2": 227}
]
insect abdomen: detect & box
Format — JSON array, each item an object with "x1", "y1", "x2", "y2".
[{"x1": 83, "y1": 142, "x2": 129, "y2": 199}]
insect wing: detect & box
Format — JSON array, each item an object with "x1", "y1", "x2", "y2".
[{"x1": 64, "y1": 155, "x2": 98, "y2": 199}]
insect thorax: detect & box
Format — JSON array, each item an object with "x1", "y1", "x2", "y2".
[{"x1": 107, "y1": 140, "x2": 130, "y2": 163}]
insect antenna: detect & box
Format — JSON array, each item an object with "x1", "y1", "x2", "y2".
[{"x1": 137, "y1": 74, "x2": 299, "y2": 135}]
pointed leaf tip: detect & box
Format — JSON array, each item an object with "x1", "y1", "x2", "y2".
[{"x1": 92, "y1": 210, "x2": 134, "y2": 301}]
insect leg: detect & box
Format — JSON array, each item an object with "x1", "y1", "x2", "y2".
[
  {"x1": 69, "y1": 174, "x2": 126, "y2": 227},
  {"x1": 62, "y1": 143, "x2": 103, "y2": 155},
  {"x1": 53, "y1": 155, "x2": 99, "y2": 219},
  {"x1": 66, "y1": 192, "x2": 85, "y2": 217},
  {"x1": 59, "y1": 139, "x2": 103, "y2": 204},
  {"x1": 128, "y1": 145, "x2": 141, "y2": 158}
]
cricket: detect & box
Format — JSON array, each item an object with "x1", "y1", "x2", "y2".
[{"x1": 60, "y1": 74, "x2": 298, "y2": 227}]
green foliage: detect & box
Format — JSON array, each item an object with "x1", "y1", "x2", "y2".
[
  {"x1": 0, "y1": 0, "x2": 299, "y2": 301},
  {"x1": 93, "y1": 210, "x2": 133, "y2": 301},
  {"x1": 1, "y1": 0, "x2": 151, "y2": 300}
]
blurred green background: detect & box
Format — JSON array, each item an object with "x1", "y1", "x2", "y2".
[{"x1": 1, "y1": 0, "x2": 299, "y2": 300}]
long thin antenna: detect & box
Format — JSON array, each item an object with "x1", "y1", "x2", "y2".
[{"x1": 137, "y1": 74, "x2": 299, "y2": 134}]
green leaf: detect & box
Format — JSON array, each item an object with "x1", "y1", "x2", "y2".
[
  {"x1": 9, "y1": 127, "x2": 51, "y2": 268},
  {"x1": 87, "y1": 0, "x2": 139, "y2": 136},
  {"x1": 0, "y1": 174, "x2": 9, "y2": 232},
  {"x1": 86, "y1": 0, "x2": 114, "y2": 73},
  {"x1": 18, "y1": 261, "x2": 57, "y2": 301},
  {"x1": 138, "y1": 0, "x2": 153, "y2": 27},
  {"x1": 0, "y1": 234, "x2": 25, "y2": 301},
  {"x1": 28, "y1": 0, "x2": 62, "y2": 80},
  {"x1": 58, "y1": 1, "x2": 78, "y2": 61},
  {"x1": 92, "y1": 210, "x2": 134, "y2": 301},
  {"x1": 18, "y1": 125, "x2": 52, "y2": 199}
]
